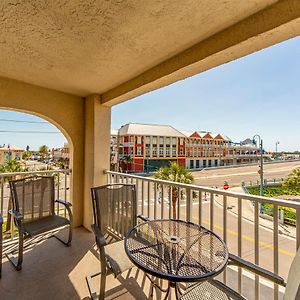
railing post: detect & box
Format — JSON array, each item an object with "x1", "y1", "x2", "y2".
[{"x1": 186, "y1": 188, "x2": 192, "y2": 222}]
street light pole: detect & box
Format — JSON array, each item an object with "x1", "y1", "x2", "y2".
[
  {"x1": 275, "y1": 141, "x2": 280, "y2": 160},
  {"x1": 253, "y1": 135, "x2": 264, "y2": 197}
]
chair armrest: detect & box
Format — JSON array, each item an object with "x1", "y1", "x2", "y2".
[
  {"x1": 210, "y1": 280, "x2": 248, "y2": 300},
  {"x1": 8, "y1": 209, "x2": 23, "y2": 221},
  {"x1": 229, "y1": 254, "x2": 286, "y2": 286},
  {"x1": 137, "y1": 215, "x2": 150, "y2": 223},
  {"x1": 55, "y1": 199, "x2": 72, "y2": 207},
  {"x1": 91, "y1": 224, "x2": 106, "y2": 248}
]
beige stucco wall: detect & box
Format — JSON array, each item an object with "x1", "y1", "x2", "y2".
[{"x1": 0, "y1": 76, "x2": 85, "y2": 226}]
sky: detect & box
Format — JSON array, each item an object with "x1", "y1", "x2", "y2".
[{"x1": 0, "y1": 37, "x2": 299, "y2": 152}]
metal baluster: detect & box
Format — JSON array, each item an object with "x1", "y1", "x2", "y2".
[
  {"x1": 238, "y1": 197, "x2": 242, "y2": 294},
  {"x1": 169, "y1": 186, "x2": 172, "y2": 219},
  {"x1": 177, "y1": 187, "x2": 181, "y2": 220},
  {"x1": 64, "y1": 171, "x2": 67, "y2": 218},
  {"x1": 1, "y1": 177, "x2": 4, "y2": 216},
  {"x1": 147, "y1": 181, "x2": 150, "y2": 219},
  {"x1": 199, "y1": 191, "x2": 202, "y2": 226},
  {"x1": 210, "y1": 192, "x2": 214, "y2": 231},
  {"x1": 161, "y1": 184, "x2": 164, "y2": 219},
  {"x1": 223, "y1": 194, "x2": 227, "y2": 283},
  {"x1": 57, "y1": 172, "x2": 60, "y2": 215},
  {"x1": 186, "y1": 188, "x2": 191, "y2": 222},
  {"x1": 254, "y1": 201, "x2": 260, "y2": 300},
  {"x1": 141, "y1": 180, "x2": 144, "y2": 215},
  {"x1": 154, "y1": 182, "x2": 157, "y2": 220},
  {"x1": 273, "y1": 205, "x2": 279, "y2": 300}
]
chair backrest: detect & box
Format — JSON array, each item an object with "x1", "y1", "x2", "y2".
[
  {"x1": 9, "y1": 176, "x2": 55, "y2": 223},
  {"x1": 91, "y1": 184, "x2": 137, "y2": 239},
  {"x1": 284, "y1": 246, "x2": 300, "y2": 299}
]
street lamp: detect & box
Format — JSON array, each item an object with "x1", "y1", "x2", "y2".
[
  {"x1": 253, "y1": 135, "x2": 264, "y2": 197},
  {"x1": 275, "y1": 141, "x2": 280, "y2": 160}
]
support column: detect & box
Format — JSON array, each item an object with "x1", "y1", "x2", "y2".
[{"x1": 83, "y1": 94, "x2": 111, "y2": 229}]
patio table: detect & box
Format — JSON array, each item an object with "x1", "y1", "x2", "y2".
[{"x1": 125, "y1": 219, "x2": 229, "y2": 299}]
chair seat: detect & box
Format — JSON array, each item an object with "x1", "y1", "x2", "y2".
[
  {"x1": 180, "y1": 282, "x2": 230, "y2": 300},
  {"x1": 23, "y1": 215, "x2": 70, "y2": 237},
  {"x1": 105, "y1": 240, "x2": 134, "y2": 277}
]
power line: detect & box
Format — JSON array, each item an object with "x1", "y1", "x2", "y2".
[
  {"x1": 0, "y1": 118, "x2": 48, "y2": 124},
  {"x1": 0, "y1": 130, "x2": 60, "y2": 134}
]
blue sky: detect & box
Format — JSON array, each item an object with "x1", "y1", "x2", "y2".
[{"x1": 0, "y1": 37, "x2": 299, "y2": 151}]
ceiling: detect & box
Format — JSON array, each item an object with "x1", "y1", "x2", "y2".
[{"x1": 0, "y1": 0, "x2": 278, "y2": 97}]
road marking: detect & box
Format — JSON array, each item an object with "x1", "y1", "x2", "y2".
[{"x1": 190, "y1": 216, "x2": 295, "y2": 257}]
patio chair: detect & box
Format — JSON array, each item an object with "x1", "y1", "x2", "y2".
[
  {"x1": 180, "y1": 249, "x2": 300, "y2": 300},
  {"x1": 7, "y1": 176, "x2": 72, "y2": 271},
  {"x1": 86, "y1": 183, "x2": 148, "y2": 300}
]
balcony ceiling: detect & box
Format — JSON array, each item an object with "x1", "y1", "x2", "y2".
[{"x1": 0, "y1": 0, "x2": 298, "y2": 104}]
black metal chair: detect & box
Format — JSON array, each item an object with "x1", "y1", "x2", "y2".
[
  {"x1": 180, "y1": 250, "x2": 300, "y2": 300},
  {"x1": 86, "y1": 183, "x2": 147, "y2": 300},
  {"x1": 7, "y1": 176, "x2": 72, "y2": 270}
]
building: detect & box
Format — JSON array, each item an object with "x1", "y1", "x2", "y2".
[
  {"x1": 51, "y1": 143, "x2": 70, "y2": 160},
  {"x1": 117, "y1": 123, "x2": 186, "y2": 172},
  {"x1": 113, "y1": 123, "x2": 271, "y2": 172},
  {"x1": 0, "y1": 145, "x2": 24, "y2": 164}
]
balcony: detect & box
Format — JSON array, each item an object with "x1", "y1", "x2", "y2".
[{"x1": 0, "y1": 169, "x2": 299, "y2": 299}]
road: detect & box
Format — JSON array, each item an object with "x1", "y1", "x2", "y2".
[{"x1": 192, "y1": 160, "x2": 300, "y2": 187}]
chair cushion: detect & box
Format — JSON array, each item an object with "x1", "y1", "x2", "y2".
[
  {"x1": 23, "y1": 215, "x2": 70, "y2": 237},
  {"x1": 105, "y1": 240, "x2": 134, "y2": 277}
]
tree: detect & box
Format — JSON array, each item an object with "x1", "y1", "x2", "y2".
[
  {"x1": 0, "y1": 159, "x2": 23, "y2": 176},
  {"x1": 154, "y1": 162, "x2": 193, "y2": 218},
  {"x1": 26, "y1": 145, "x2": 30, "y2": 152},
  {"x1": 39, "y1": 145, "x2": 49, "y2": 158},
  {"x1": 283, "y1": 168, "x2": 300, "y2": 189},
  {"x1": 22, "y1": 151, "x2": 31, "y2": 160}
]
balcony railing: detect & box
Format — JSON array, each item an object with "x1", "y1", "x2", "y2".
[
  {"x1": 0, "y1": 169, "x2": 70, "y2": 242},
  {"x1": 106, "y1": 170, "x2": 300, "y2": 300}
]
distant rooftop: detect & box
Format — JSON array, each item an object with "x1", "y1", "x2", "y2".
[{"x1": 119, "y1": 123, "x2": 185, "y2": 137}]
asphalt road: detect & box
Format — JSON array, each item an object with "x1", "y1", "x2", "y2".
[{"x1": 192, "y1": 160, "x2": 300, "y2": 187}]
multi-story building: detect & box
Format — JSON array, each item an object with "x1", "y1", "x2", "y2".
[
  {"x1": 112, "y1": 123, "x2": 271, "y2": 172},
  {"x1": 0, "y1": 145, "x2": 24, "y2": 164},
  {"x1": 117, "y1": 123, "x2": 186, "y2": 172}
]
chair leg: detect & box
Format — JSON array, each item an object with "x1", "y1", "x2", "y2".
[
  {"x1": 6, "y1": 229, "x2": 23, "y2": 271},
  {"x1": 54, "y1": 224, "x2": 72, "y2": 247}
]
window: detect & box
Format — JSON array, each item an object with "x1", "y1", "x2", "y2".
[
  {"x1": 130, "y1": 136, "x2": 134, "y2": 143},
  {"x1": 190, "y1": 160, "x2": 194, "y2": 169},
  {"x1": 159, "y1": 146, "x2": 164, "y2": 157},
  {"x1": 196, "y1": 160, "x2": 200, "y2": 168},
  {"x1": 145, "y1": 146, "x2": 150, "y2": 157},
  {"x1": 160, "y1": 137, "x2": 164, "y2": 144},
  {"x1": 179, "y1": 138, "x2": 184, "y2": 145},
  {"x1": 137, "y1": 136, "x2": 142, "y2": 144},
  {"x1": 172, "y1": 137, "x2": 177, "y2": 145},
  {"x1": 172, "y1": 147, "x2": 177, "y2": 156},
  {"x1": 145, "y1": 136, "x2": 150, "y2": 144},
  {"x1": 166, "y1": 137, "x2": 170, "y2": 145},
  {"x1": 194, "y1": 149, "x2": 197, "y2": 156},
  {"x1": 152, "y1": 145, "x2": 157, "y2": 156},
  {"x1": 166, "y1": 146, "x2": 170, "y2": 157},
  {"x1": 152, "y1": 136, "x2": 157, "y2": 144},
  {"x1": 137, "y1": 147, "x2": 142, "y2": 155},
  {"x1": 180, "y1": 148, "x2": 184, "y2": 155}
]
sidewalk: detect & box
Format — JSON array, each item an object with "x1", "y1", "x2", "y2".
[{"x1": 214, "y1": 186, "x2": 296, "y2": 238}]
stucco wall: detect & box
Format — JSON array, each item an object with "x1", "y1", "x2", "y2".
[{"x1": 0, "y1": 76, "x2": 85, "y2": 226}]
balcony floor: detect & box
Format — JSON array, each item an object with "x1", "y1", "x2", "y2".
[
  {"x1": 0, "y1": 227, "x2": 165, "y2": 300},
  {"x1": 0, "y1": 227, "x2": 284, "y2": 300}
]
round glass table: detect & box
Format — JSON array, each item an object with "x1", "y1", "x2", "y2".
[{"x1": 125, "y1": 219, "x2": 229, "y2": 299}]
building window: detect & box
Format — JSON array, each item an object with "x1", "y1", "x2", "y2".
[
  {"x1": 159, "y1": 146, "x2": 164, "y2": 157},
  {"x1": 153, "y1": 145, "x2": 157, "y2": 156},
  {"x1": 166, "y1": 137, "x2": 170, "y2": 145},
  {"x1": 179, "y1": 138, "x2": 184, "y2": 145},
  {"x1": 172, "y1": 147, "x2": 177, "y2": 156},
  {"x1": 172, "y1": 137, "x2": 177, "y2": 145},
  {"x1": 160, "y1": 137, "x2": 164, "y2": 144},
  {"x1": 145, "y1": 146, "x2": 150, "y2": 157},
  {"x1": 180, "y1": 148, "x2": 183, "y2": 155},
  {"x1": 152, "y1": 136, "x2": 157, "y2": 144},
  {"x1": 130, "y1": 136, "x2": 134, "y2": 143},
  {"x1": 194, "y1": 149, "x2": 197, "y2": 156},
  {"x1": 137, "y1": 147, "x2": 142, "y2": 156},
  {"x1": 166, "y1": 146, "x2": 170, "y2": 157},
  {"x1": 145, "y1": 136, "x2": 150, "y2": 144},
  {"x1": 137, "y1": 136, "x2": 142, "y2": 144},
  {"x1": 196, "y1": 160, "x2": 200, "y2": 168}
]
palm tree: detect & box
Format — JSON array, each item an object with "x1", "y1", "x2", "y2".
[
  {"x1": 39, "y1": 145, "x2": 49, "y2": 159},
  {"x1": 283, "y1": 168, "x2": 300, "y2": 189},
  {"x1": 154, "y1": 162, "x2": 193, "y2": 218}
]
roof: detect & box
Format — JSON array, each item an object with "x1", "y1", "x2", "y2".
[
  {"x1": 119, "y1": 123, "x2": 185, "y2": 137},
  {"x1": 111, "y1": 129, "x2": 119, "y2": 136},
  {"x1": 0, "y1": 145, "x2": 24, "y2": 151}
]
